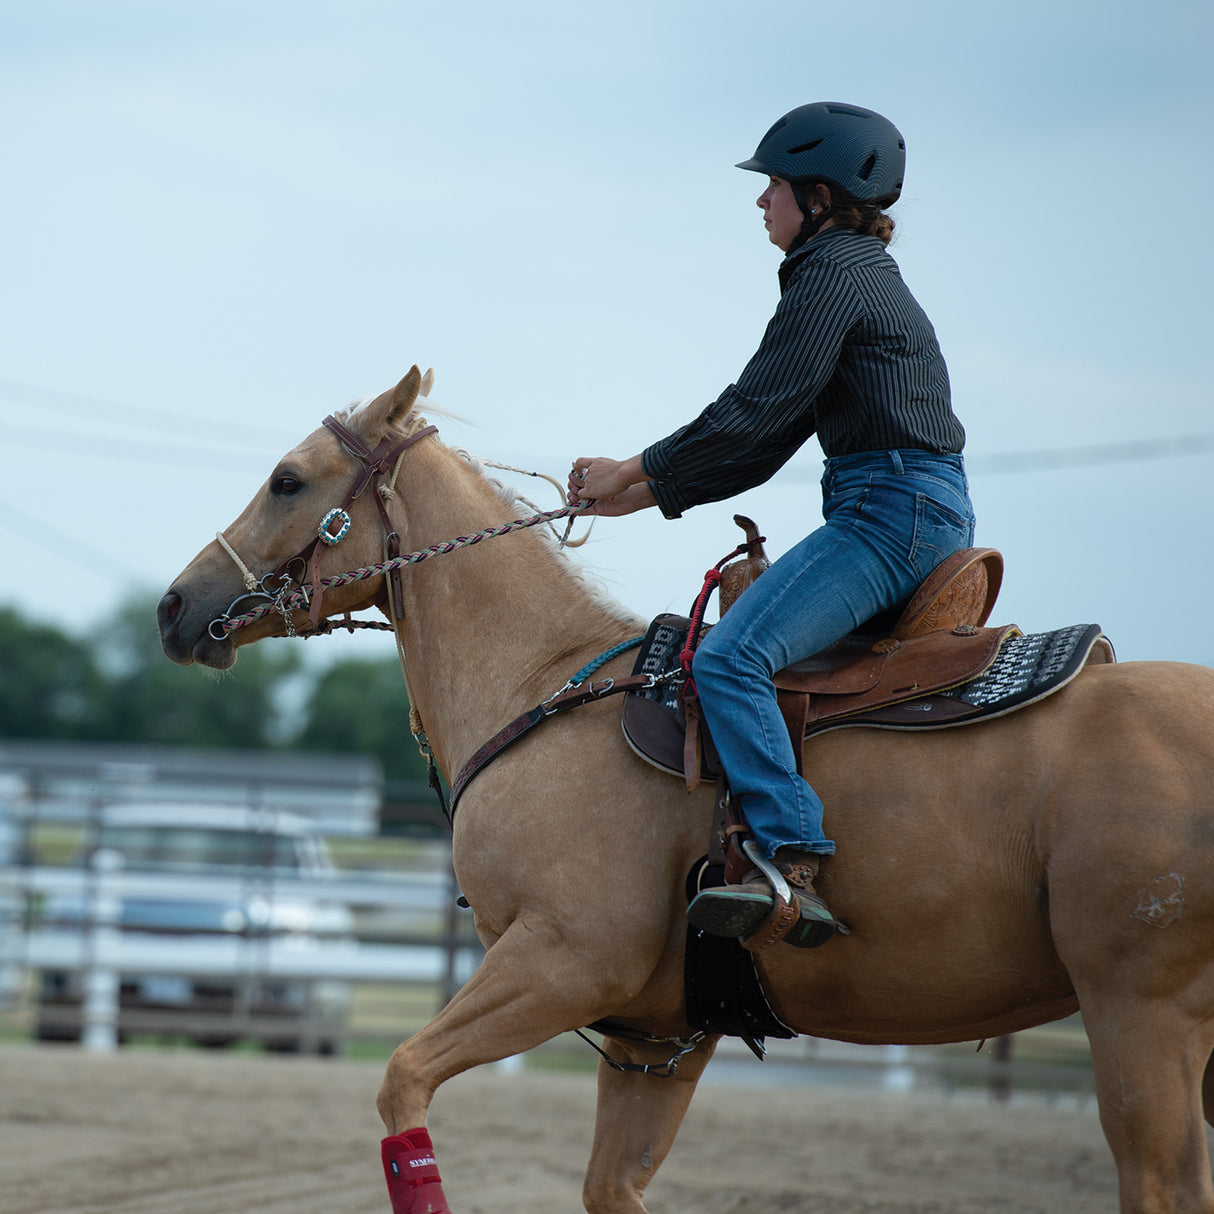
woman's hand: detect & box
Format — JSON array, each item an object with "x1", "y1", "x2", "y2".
[
  {"x1": 567, "y1": 457, "x2": 634, "y2": 503},
  {"x1": 567, "y1": 454, "x2": 655, "y2": 517},
  {"x1": 579, "y1": 482, "x2": 656, "y2": 516}
]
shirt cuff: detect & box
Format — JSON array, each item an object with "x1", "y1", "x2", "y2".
[{"x1": 640, "y1": 444, "x2": 687, "y2": 520}]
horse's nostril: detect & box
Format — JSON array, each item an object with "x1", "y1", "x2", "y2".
[{"x1": 157, "y1": 590, "x2": 183, "y2": 631}]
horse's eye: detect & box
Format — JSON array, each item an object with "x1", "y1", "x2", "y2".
[{"x1": 272, "y1": 475, "x2": 303, "y2": 496}]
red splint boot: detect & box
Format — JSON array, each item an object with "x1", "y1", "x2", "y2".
[{"x1": 381, "y1": 1128, "x2": 452, "y2": 1214}]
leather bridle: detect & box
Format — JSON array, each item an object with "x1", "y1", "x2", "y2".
[{"x1": 210, "y1": 415, "x2": 436, "y2": 639}]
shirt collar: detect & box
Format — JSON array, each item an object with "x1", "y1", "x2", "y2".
[{"x1": 777, "y1": 226, "x2": 856, "y2": 293}]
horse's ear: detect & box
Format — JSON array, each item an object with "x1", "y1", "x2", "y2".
[
  {"x1": 420, "y1": 367, "x2": 435, "y2": 397},
  {"x1": 351, "y1": 366, "x2": 423, "y2": 441},
  {"x1": 387, "y1": 367, "x2": 423, "y2": 426}
]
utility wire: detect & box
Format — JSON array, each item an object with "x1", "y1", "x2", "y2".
[
  {"x1": 771, "y1": 431, "x2": 1214, "y2": 480},
  {"x1": 966, "y1": 432, "x2": 1214, "y2": 475},
  {"x1": 4, "y1": 373, "x2": 1212, "y2": 476},
  {"x1": 2, "y1": 420, "x2": 276, "y2": 471},
  {"x1": 0, "y1": 376, "x2": 292, "y2": 447},
  {"x1": 0, "y1": 493, "x2": 146, "y2": 584}
]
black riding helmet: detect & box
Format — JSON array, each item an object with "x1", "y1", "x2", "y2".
[{"x1": 737, "y1": 102, "x2": 906, "y2": 252}]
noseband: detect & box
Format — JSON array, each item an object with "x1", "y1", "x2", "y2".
[{"x1": 210, "y1": 415, "x2": 436, "y2": 639}]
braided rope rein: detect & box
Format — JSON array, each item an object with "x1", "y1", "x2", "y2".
[{"x1": 213, "y1": 499, "x2": 593, "y2": 638}]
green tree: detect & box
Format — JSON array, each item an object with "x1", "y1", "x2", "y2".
[
  {"x1": 90, "y1": 596, "x2": 302, "y2": 749},
  {"x1": 0, "y1": 599, "x2": 426, "y2": 777},
  {"x1": 0, "y1": 608, "x2": 109, "y2": 738},
  {"x1": 293, "y1": 658, "x2": 426, "y2": 781}
]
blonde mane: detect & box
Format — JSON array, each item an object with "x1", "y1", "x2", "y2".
[
  {"x1": 454, "y1": 446, "x2": 644, "y2": 630},
  {"x1": 336, "y1": 392, "x2": 642, "y2": 630}
]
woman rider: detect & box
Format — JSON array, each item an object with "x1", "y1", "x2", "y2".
[{"x1": 567, "y1": 102, "x2": 975, "y2": 948}]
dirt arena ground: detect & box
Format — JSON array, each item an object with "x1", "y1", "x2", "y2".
[{"x1": 0, "y1": 1042, "x2": 1124, "y2": 1213}]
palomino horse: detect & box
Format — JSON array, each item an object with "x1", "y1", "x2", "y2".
[{"x1": 159, "y1": 368, "x2": 1214, "y2": 1214}]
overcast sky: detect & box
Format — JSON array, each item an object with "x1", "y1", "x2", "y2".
[{"x1": 2, "y1": 0, "x2": 1211, "y2": 670}]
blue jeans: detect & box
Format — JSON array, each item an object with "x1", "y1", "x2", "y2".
[{"x1": 691, "y1": 450, "x2": 976, "y2": 860}]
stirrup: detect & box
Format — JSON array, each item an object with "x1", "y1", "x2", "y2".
[{"x1": 741, "y1": 839, "x2": 792, "y2": 903}]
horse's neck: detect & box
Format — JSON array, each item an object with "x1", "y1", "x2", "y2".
[{"x1": 390, "y1": 442, "x2": 641, "y2": 782}]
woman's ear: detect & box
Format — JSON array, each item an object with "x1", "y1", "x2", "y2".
[{"x1": 813, "y1": 182, "x2": 833, "y2": 212}]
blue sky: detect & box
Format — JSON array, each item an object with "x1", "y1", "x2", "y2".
[{"x1": 2, "y1": 0, "x2": 1211, "y2": 665}]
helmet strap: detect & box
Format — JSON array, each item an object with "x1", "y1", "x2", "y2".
[{"x1": 786, "y1": 181, "x2": 832, "y2": 255}]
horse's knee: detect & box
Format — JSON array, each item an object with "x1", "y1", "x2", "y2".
[
  {"x1": 375, "y1": 1050, "x2": 403, "y2": 1129},
  {"x1": 377, "y1": 1043, "x2": 429, "y2": 1134}
]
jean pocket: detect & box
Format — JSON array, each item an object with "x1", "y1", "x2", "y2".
[{"x1": 910, "y1": 492, "x2": 974, "y2": 580}]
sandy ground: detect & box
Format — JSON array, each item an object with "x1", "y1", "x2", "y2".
[{"x1": 0, "y1": 1043, "x2": 1123, "y2": 1214}]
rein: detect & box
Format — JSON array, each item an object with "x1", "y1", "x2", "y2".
[{"x1": 208, "y1": 418, "x2": 590, "y2": 641}]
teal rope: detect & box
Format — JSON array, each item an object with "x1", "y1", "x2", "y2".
[{"x1": 570, "y1": 635, "x2": 644, "y2": 685}]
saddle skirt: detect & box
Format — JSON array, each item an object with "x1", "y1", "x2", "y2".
[{"x1": 621, "y1": 544, "x2": 1114, "y2": 782}]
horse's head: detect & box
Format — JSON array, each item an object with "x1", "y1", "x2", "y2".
[{"x1": 158, "y1": 366, "x2": 433, "y2": 669}]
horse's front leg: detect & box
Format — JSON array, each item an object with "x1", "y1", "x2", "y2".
[
  {"x1": 377, "y1": 917, "x2": 641, "y2": 1213},
  {"x1": 583, "y1": 1034, "x2": 721, "y2": 1214}
]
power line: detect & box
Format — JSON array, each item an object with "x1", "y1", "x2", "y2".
[
  {"x1": 2, "y1": 420, "x2": 276, "y2": 471},
  {"x1": 774, "y1": 431, "x2": 1214, "y2": 480},
  {"x1": 966, "y1": 432, "x2": 1214, "y2": 475},
  {"x1": 0, "y1": 493, "x2": 146, "y2": 584},
  {"x1": 0, "y1": 376, "x2": 296, "y2": 448},
  {"x1": 4, "y1": 374, "x2": 1212, "y2": 476}
]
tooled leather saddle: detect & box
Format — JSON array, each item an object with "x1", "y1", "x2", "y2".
[{"x1": 622, "y1": 515, "x2": 1114, "y2": 788}]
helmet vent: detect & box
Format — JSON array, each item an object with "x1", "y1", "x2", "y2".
[
  {"x1": 826, "y1": 105, "x2": 869, "y2": 119},
  {"x1": 788, "y1": 139, "x2": 824, "y2": 155},
  {"x1": 857, "y1": 153, "x2": 877, "y2": 181}
]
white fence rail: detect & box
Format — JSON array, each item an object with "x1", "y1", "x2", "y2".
[
  {"x1": 21, "y1": 929, "x2": 480, "y2": 985},
  {"x1": 0, "y1": 846, "x2": 483, "y2": 1052},
  {"x1": 14, "y1": 863, "x2": 454, "y2": 913}
]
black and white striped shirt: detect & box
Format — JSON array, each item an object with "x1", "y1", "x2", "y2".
[{"x1": 641, "y1": 227, "x2": 965, "y2": 519}]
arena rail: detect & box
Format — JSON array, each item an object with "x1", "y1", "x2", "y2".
[{"x1": 0, "y1": 849, "x2": 483, "y2": 1052}]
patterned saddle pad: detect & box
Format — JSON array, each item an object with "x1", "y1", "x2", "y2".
[
  {"x1": 621, "y1": 615, "x2": 1114, "y2": 774},
  {"x1": 819, "y1": 621, "x2": 1115, "y2": 737}
]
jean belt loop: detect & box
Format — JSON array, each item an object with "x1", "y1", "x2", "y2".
[{"x1": 889, "y1": 449, "x2": 904, "y2": 475}]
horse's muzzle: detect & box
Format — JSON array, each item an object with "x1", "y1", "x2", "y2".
[{"x1": 157, "y1": 588, "x2": 237, "y2": 669}]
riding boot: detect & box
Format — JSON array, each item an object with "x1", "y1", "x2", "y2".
[{"x1": 686, "y1": 848, "x2": 838, "y2": 949}]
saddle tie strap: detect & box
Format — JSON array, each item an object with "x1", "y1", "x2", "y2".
[
  {"x1": 678, "y1": 540, "x2": 751, "y2": 687},
  {"x1": 678, "y1": 567, "x2": 722, "y2": 691},
  {"x1": 675, "y1": 542, "x2": 750, "y2": 788}
]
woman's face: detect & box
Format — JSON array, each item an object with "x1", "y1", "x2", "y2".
[{"x1": 757, "y1": 176, "x2": 804, "y2": 252}]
